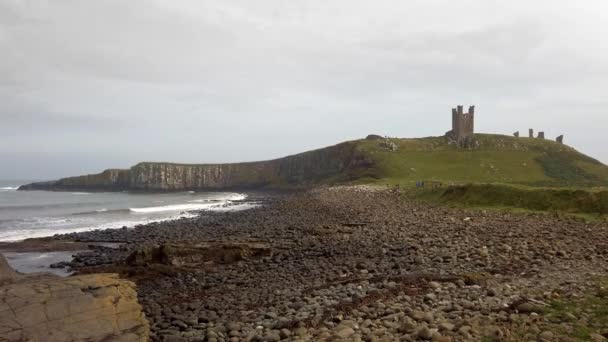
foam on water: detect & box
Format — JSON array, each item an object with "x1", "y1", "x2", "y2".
[
  {"x1": 130, "y1": 194, "x2": 247, "y2": 213},
  {"x1": 0, "y1": 187, "x2": 18, "y2": 191},
  {"x1": 0, "y1": 212, "x2": 199, "y2": 241},
  {"x1": 0, "y1": 192, "x2": 254, "y2": 242}
]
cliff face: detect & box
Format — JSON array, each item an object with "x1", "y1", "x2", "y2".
[{"x1": 20, "y1": 141, "x2": 367, "y2": 191}]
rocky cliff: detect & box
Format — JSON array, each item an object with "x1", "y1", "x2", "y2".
[
  {"x1": 0, "y1": 254, "x2": 149, "y2": 342},
  {"x1": 20, "y1": 141, "x2": 370, "y2": 191},
  {"x1": 20, "y1": 134, "x2": 608, "y2": 191}
]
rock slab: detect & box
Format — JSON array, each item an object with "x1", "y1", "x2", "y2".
[{"x1": 0, "y1": 254, "x2": 149, "y2": 342}]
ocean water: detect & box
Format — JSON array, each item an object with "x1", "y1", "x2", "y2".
[{"x1": 0, "y1": 180, "x2": 253, "y2": 242}]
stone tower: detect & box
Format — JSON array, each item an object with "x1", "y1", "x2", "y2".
[{"x1": 451, "y1": 105, "x2": 475, "y2": 142}]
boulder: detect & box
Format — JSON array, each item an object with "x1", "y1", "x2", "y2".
[{"x1": 0, "y1": 253, "x2": 149, "y2": 341}]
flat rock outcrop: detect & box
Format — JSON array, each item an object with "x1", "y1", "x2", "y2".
[
  {"x1": 0, "y1": 254, "x2": 149, "y2": 342},
  {"x1": 126, "y1": 242, "x2": 272, "y2": 267}
]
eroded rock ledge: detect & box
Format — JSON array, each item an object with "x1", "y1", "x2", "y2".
[{"x1": 0, "y1": 254, "x2": 149, "y2": 342}]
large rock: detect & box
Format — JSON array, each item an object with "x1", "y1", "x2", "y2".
[
  {"x1": 0, "y1": 254, "x2": 149, "y2": 341},
  {"x1": 126, "y1": 242, "x2": 272, "y2": 266}
]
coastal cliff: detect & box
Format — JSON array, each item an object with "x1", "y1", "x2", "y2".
[
  {"x1": 20, "y1": 141, "x2": 370, "y2": 191},
  {"x1": 19, "y1": 134, "x2": 608, "y2": 192}
]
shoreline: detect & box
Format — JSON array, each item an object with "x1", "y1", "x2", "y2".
[
  {"x1": 0, "y1": 190, "x2": 280, "y2": 274},
  {"x1": 2, "y1": 185, "x2": 608, "y2": 340}
]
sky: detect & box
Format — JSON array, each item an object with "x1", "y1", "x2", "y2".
[{"x1": 1, "y1": 0, "x2": 607, "y2": 180}]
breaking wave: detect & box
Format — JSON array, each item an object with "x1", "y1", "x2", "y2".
[{"x1": 130, "y1": 193, "x2": 247, "y2": 213}]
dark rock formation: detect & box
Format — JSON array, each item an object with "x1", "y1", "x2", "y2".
[
  {"x1": 529, "y1": 129, "x2": 534, "y2": 138},
  {"x1": 126, "y1": 242, "x2": 271, "y2": 267},
  {"x1": 556, "y1": 135, "x2": 564, "y2": 144},
  {"x1": 537, "y1": 132, "x2": 545, "y2": 139},
  {"x1": 513, "y1": 131, "x2": 520, "y2": 137},
  {"x1": 20, "y1": 142, "x2": 368, "y2": 192}
]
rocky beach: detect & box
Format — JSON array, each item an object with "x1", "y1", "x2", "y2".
[{"x1": 4, "y1": 185, "x2": 607, "y2": 341}]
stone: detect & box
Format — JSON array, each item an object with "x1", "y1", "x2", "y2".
[
  {"x1": 335, "y1": 326, "x2": 355, "y2": 338},
  {"x1": 513, "y1": 131, "x2": 520, "y2": 137},
  {"x1": 538, "y1": 331, "x2": 554, "y2": 341},
  {"x1": 417, "y1": 326, "x2": 433, "y2": 340},
  {"x1": 529, "y1": 128, "x2": 534, "y2": 138},
  {"x1": 0, "y1": 254, "x2": 149, "y2": 342},
  {"x1": 483, "y1": 325, "x2": 504, "y2": 341},
  {"x1": 262, "y1": 332, "x2": 281, "y2": 342},
  {"x1": 438, "y1": 322, "x2": 455, "y2": 332},
  {"x1": 517, "y1": 302, "x2": 542, "y2": 313},
  {"x1": 537, "y1": 131, "x2": 545, "y2": 139},
  {"x1": 428, "y1": 281, "x2": 441, "y2": 289},
  {"x1": 279, "y1": 328, "x2": 291, "y2": 338},
  {"x1": 399, "y1": 318, "x2": 417, "y2": 333},
  {"x1": 226, "y1": 322, "x2": 241, "y2": 331},
  {"x1": 556, "y1": 135, "x2": 564, "y2": 144},
  {"x1": 590, "y1": 333, "x2": 607, "y2": 341},
  {"x1": 294, "y1": 327, "x2": 308, "y2": 336}
]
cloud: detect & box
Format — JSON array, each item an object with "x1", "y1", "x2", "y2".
[{"x1": 0, "y1": 0, "x2": 607, "y2": 179}]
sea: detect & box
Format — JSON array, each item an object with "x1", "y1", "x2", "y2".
[
  {"x1": 0, "y1": 180, "x2": 254, "y2": 242},
  {"x1": 0, "y1": 180, "x2": 256, "y2": 275}
]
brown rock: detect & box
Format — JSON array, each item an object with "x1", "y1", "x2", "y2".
[
  {"x1": 0, "y1": 254, "x2": 148, "y2": 342},
  {"x1": 0, "y1": 252, "x2": 20, "y2": 285}
]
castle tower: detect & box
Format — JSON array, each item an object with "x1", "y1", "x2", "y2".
[{"x1": 450, "y1": 104, "x2": 475, "y2": 143}]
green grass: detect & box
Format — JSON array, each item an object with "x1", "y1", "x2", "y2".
[
  {"x1": 409, "y1": 183, "x2": 608, "y2": 216},
  {"x1": 541, "y1": 278, "x2": 608, "y2": 340},
  {"x1": 353, "y1": 134, "x2": 608, "y2": 187},
  {"x1": 36, "y1": 132, "x2": 608, "y2": 193}
]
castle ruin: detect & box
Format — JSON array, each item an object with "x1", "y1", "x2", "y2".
[{"x1": 449, "y1": 105, "x2": 475, "y2": 144}]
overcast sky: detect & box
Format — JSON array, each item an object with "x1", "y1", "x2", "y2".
[{"x1": 1, "y1": 0, "x2": 607, "y2": 180}]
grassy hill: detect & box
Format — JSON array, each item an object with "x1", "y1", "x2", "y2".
[
  {"x1": 352, "y1": 133, "x2": 608, "y2": 187},
  {"x1": 20, "y1": 133, "x2": 608, "y2": 193}
]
